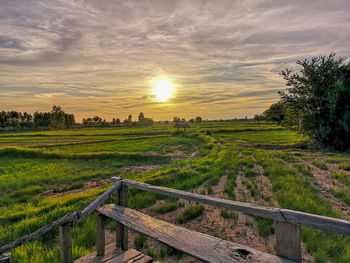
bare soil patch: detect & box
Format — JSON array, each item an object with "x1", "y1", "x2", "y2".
[
  {"x1": 122, "y1": 164, "x2": 162, "y2": 173},
  {"x1": 45, "y1": 178, "x2": 110, "y2": 197}
]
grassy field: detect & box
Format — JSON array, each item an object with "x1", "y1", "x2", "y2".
[{"x1": 0, "y1": 122, "x2": 349, "y2": 262}]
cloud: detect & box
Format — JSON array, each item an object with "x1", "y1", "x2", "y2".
[{"x1": 0, "y1": 0, "x2": 350, "y2": 120}]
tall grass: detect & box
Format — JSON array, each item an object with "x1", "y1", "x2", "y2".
[{"x1": 255, "y1": 150, "x2": 350, "y2": 262}]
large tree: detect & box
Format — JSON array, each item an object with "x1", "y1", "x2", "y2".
[{"x1": 279, "y1": 53, "x2": 350, "y2": 150}]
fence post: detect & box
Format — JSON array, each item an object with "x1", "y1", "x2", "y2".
[
  {"x1": 96, "y1": 214, "x2": 106, "y2": 256},
  {"x1": 116, "y1": 181, "x2": 128, "y2": 250},
  {"x1": 59, "y1": 223, "x2": 73, "y2": 263},
  {"x1": 275, "y1": 221, "x2": 302, "y2": 263},
  {"x1": 0, "y1": 253, "x2": 12, "y2": 263}
]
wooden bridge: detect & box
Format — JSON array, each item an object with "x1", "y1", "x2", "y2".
[{"x1": 1, "y1": 177, "x2": 349, "y2": 263}]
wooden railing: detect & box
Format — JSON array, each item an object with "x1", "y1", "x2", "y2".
[{"x1": 1, "y1": 177, "x2": 350, "y2": 263}]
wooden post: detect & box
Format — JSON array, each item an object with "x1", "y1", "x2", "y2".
[
  {"x1": 0, "y1": 253, "x2": 12, "y2": 263},
  {"x1": 96, "y1": 214, "x2": 106, "y2": 256},
  {"x1": 116, "y1": 182, "x2": 128, "y2": 250},
  {"x1": 275, "y1": 221, "x2": 302, "y2": 263},
  {"x1": 59, "y1": 224, "x2": 73, "y2": 263}
]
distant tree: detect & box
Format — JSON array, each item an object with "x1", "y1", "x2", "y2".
[
  {"x1": 115, "y1": 118, "x2": 121, "y2": 125},
  {"x1": 173, "y1": 117, "x2": 180, "y2": 123},
  {"x1": 279, "y1": 53, "x2": 350, "y2": 150},
  {"x1": 189, "y1": 118, "x2": 194, "y2": 124},
  {"x1": 195, "y1": 116, "x2": 202, "y2": 123},
  {"x1": 65, "y1": 113, "x2": 75, "y2": 128},
  {"x1": 128, "y1": 114, "x2": 132, "y2": 122},
  {"x1": 181, "y1": 118, "x2": 186, "y2": 122},
  {"x1": 138, "y1": 112, "x2": 145, "y2": 122},
  {"x1": 50, "y1": 105, "x2": 65, "y2": 129},
  {"x1": 263, "y1": 102, "x2": 285, "y2": 124},
  {"x1": 254, "y1": 114, "x2": 265, "y2": 122}
]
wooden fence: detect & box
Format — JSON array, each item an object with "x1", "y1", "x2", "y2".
[{"x1": 0, "y1": 177, "x2": 349, "y2": 263}]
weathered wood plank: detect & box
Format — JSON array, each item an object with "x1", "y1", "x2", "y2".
[
  {"x1": 276, "y1": 222, "x2": 302, "y2": 263},
  {"x1": 281, "y1": 209, "x2": 350, "y2": 236},
  {"x1": 122, "y1": 180, "x2": 350, "y2": 236},
  {"x1": 98, "y1": 204, "x2": 295, "y2": 263},
  {"x1": 0, "y1": 253, "x2": 12, "y2": 263},
  {"x1": 116, "y1": 183, "x2": 128, "y2": 250},
  {"x1": 60, "y1": 224, "x2": 73, "y2": 263},
  {"x1": 122, "y1": 179, "x2": 285, "y2": 221},
  {"x1": 0, "y1": 211, "x2": 80, "y2": 254},
  {"x1": 97, "y1": 214, "x2": 106, "y2": 256},
  {"x1": 79, "y1": 180, "x2": 122, "y2": 222},
  {"x1": 74, "y1": 243, "x2": 122, "y2": 263},
  {"x1": 74, "y1": 244, "x2": 151, "y2": 263}
]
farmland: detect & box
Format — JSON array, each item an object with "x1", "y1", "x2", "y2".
[{"x1": 0, "y1": 122, "x2": 350, "y2": 262}]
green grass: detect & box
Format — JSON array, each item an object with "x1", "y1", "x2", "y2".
[
  {"x1": 154, "y1": 201, "x2": 184, "y2": 214},
  {"x1": 1, "y1": 122, "x2": 349, "y2": 262},
  {"x1": 220, "y1": 209, "x2": 238, "y2": 222},
  {"x1": 255, "y1": 150, "x2": 350, "y2": 262},
  {"x1": 312, "y1": 160, "x2": 328, "y2": 170},
  {"x1": 176, "y1": 204, "x2": 205, "y2": 224}
]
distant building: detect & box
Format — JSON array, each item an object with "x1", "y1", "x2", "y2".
[{"x1": 174, "y1": 122, "x2": 190, "y2": 132}]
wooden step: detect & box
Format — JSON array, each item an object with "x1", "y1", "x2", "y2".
[
  {"x1": 97, "y1": 204, "x2": 296, "y2": 263},
  {"x1": 74, "y1": 243, "x2": 152, "y2": 263}
]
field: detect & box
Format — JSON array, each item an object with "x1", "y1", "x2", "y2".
[{"x1": 0, "y1": 122, "x2": 350, "y2": 262}]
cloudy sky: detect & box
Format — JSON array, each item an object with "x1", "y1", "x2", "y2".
[{"x1": 1, "y1": 0, "x2": 350, "y2": 121}]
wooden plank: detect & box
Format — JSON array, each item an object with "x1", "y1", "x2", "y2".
[
  {"x1": 74, "y1": 245, "x2": 151, "y2": 263},
  {"x1": 79, "y1": 180, "x2": 122, "y2": 222},
  {"x1": 122, "y1": 180, "x2": 350, "y2": 236},
  {"x1": 281, "y1": 209, "x2": 350, "y2": 236},
  {"x1": 116, "y1": 183, "x2": 128, "y2": 251},
  {"x1": 123, "y1": 253, "x2": 152, "y2": 263},
  {"x1": 60, "y1": 224, "x2": 73, "y2": 263},
  {"x1": 275, "y1": 222, "x2": 302, "y2": 263},
  {"x1": 122, "y1": 179, "x2": 285, "y2": 221},
  {"x1": 0, "y1": 253, "x2": 12, "y2": 263},
  {"x1": 0, "y1": 211, "x2": 80, "y2": 254},
  {"x1": 105, "y1": 249, "x2": 143, "y2": 263},
  {"x1": 74, "y1": 243, "x2": 122, "y2": 263},
  {"x1": 97, "y1": 214, "x2": 106, "y2": 256},
  {"x1": 98, "y1": 205, "x2": 295, "y2": 263}
]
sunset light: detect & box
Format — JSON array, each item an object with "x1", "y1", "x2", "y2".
[{"x1": 152, "y1": 78, "x2": 174, "y2": 102}]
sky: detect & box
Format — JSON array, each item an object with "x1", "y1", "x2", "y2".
[{"x1": 1, "y1": 0, "x2": 350, "y2": 121}]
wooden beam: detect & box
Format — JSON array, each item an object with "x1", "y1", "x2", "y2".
[
  {"x1": 281, "y1": 209, "x2": 350, "y2": 236},
  {"x1": 79, "y1": 180, "x2": 122, "y2": 222},
  {"x1": 96, "y1": 214, "x2": 106, "y2": 256},
  {"x1": 0, "y1": 253, "x2": 12, "y2": 263},
  {"x1": 122, "y1": 179, "x2": 285, "y2": 221},
  {"x1": 116, "y1": 181, "x2": 128, "y2": 250},
  {"x1": 276, "y1": 222, "x2": 302, "y2": 263},
  {"x1": 97, "y1": 205, "x2": 295, "y2": 263},
  {"x1": 60, "y1": 224, "x2": 73, "y2": 263},
  {"x1": 0, "y1": 211, "x2": 80, "y2": 254},
  {"x1": 122, "y1": 179, "x2": 350, "y2": 236}
]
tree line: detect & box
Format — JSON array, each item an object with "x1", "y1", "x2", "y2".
[
  {"x1": 256, "y1": 53, "x2": 350, "y2": 151},
  {"x1": 0, "y1": 105, "x2": 75, "y2": 130},
  {"x1": 173, "y1": 116, "x2": 203, "y2": 123},
  {"x1": 81, "y1": 112, "x2": 154, "y2": 127}
]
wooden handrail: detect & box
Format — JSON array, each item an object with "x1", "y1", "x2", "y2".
[
  {"x1": 0, "y1": 179, "x2": 122, "y2": 256},
  {"x1": 0, "y1": 211, "x2": 80, "y2": 254},
  {"x1": 120, "y1": 179, "x2": 350, "y2": 236}
]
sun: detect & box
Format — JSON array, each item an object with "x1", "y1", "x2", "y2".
[{"x1": 152, "y1": 79, "x2": 174, "y2": 102}]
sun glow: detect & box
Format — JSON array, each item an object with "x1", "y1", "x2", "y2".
[{"x1": 152, "y1": 78, "x2": 174, "y2": 102}]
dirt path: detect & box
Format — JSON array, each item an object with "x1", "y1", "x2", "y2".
[{"x1": 300, "y1": 159, "x2": 350, "y2": 219}]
